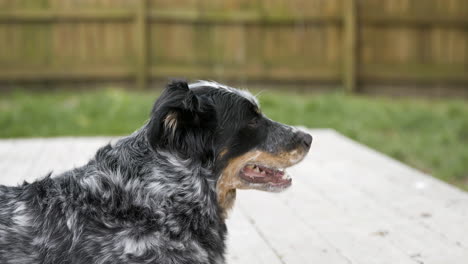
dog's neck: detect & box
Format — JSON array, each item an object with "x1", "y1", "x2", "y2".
[
  {"x1": 216, "y1": 184, "x2": 237, "y2": 220},
  {"x1": 100, "y1": 128, "x2": 230, "y2": 224}
]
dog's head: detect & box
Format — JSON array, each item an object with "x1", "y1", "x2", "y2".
[{"x1": 147, "y1": 80, "x2": 312, "y2": 213}]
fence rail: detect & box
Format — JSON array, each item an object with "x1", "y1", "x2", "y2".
[{"x1": 0, "y1": 0, "x2": 467, "y2": 92}]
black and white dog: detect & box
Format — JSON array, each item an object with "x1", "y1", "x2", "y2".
[{"x1": 0, "y1": 80, "x2": 312, "y2": 264}]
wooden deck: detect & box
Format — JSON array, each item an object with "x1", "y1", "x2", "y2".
[{"x1": 0, "y1": 129, "x2": 467, "y2": 264}]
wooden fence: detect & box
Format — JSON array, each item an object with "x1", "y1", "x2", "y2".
[{"x1": 0, "y1": 0, "x2": 467, "y2": 92}]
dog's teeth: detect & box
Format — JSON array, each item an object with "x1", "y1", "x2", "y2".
[
  {"x1": 254, "y1": 167, "x2": 260, "y2": 173},
  {"x1": 260, "y1": 170, "x2": 266, "y2": 175}
]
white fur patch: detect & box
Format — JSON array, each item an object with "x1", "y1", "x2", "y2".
[
  {"x1": 12, "y1": 202, "x2": 32, "y2": 226},
  {"x1": 121, "y1": 237, "x2": 150, "y2": 256},
  {"x1": 119, "y1": 233, "x2": 165, "y2": 257},
  {"x1": 81, "y1": 176, "x2": 101, "y2": 192},
  {"x1": 12, "y1": 214, "x2": 31, "y2": 226},
  {"x1": 159, "y1": 151, "x2": 194, "y2": 176},
  {"x1": 146, "y1": 181, "x2": 166, "y2": 196},
  {"x1": 32, "y1": 236, "x2": 48, "y2": 246},
  {"x1": 189, "y1": 80, "x2": 259, "y2": 106}
]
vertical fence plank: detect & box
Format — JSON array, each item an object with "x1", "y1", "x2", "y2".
[
  {"x1": 136, "y1": 0, "x2": 148, "y2": 89},
  {"x1": 343, "y1": 0, "x2": 358, "y2": 92}
]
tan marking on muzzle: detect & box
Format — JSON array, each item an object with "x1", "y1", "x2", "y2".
[
  {"x1": 217, "y1": 151, "x2": 259, "y2": 220},
  {"x1": 250, "y1": 149, "x2": 308, "y2": 169},
  {"x1": 216, "y1": 147, "x2": 308, "y2": 219}
]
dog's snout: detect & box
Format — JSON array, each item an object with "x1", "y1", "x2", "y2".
[{"x1": 299, "y1": 132, "x2": 312, "y2": 149}]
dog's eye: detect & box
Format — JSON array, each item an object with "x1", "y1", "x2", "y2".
[{"x1": 248, "y1": 117, "x2": 259, "y2": 127}]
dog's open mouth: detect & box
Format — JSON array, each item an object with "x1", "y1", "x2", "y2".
[{"x1": 239, "y1": 164, "x2": 292, "y2": 187}]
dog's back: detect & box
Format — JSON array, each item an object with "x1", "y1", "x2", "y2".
[
  {"x1": 0, "y1": 139, "x2": 227, "y2": 264},
  {"x1": 0, "y1": 176, "x2": 78, "y2": 263},
  {"x1": 0, "y1": 184, "x2": 39, "y2": 263}
]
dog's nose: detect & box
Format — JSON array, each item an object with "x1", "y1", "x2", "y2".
[{"x1": 298, "y1": 132, "x2": 313, "y2": 149}]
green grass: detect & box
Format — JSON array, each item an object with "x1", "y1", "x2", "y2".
[{"x1": 1, "y1": 88, "x2": 467, "y2": 190}]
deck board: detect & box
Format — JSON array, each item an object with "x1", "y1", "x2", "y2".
[{"x1": 0, "y1": 129, "x2": 467, "y2": 264}]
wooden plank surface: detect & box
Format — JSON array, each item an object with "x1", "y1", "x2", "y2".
[{"x1": 0, "y1": 129, "x2": 467, "y2": 264}]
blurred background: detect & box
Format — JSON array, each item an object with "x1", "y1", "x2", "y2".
[{"x1": 0, "y1": 0, "x2": 467, "y2": 190}]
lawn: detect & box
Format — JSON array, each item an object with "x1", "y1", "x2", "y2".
[{"x1": 1, "y1": 88, "x2": 467, "y2": 191}]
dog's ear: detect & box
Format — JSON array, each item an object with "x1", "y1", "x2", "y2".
[{"x1": 147, "y1": 80, "x2": 215, "y2": 160}]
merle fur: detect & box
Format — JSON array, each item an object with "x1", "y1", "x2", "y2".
[{"x1": 0, "y1": 80, "x2": 310, "y2": 264}]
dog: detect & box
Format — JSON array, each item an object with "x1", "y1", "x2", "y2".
[{"x1": 0, "y1": 80, "x2": 312, "y2": 264}]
